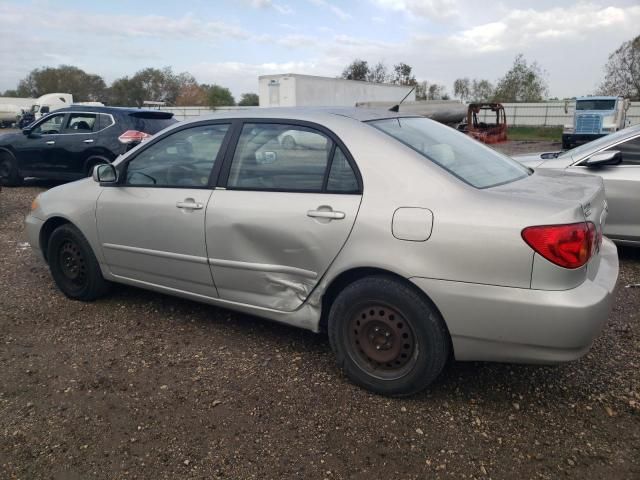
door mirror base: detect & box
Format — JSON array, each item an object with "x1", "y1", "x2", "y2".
[{"x1": 584, "y1": 150, "x2": 622, "y2": 168}]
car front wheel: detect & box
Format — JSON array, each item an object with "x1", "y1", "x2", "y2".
[
  {"x1": 47, "y1": 224, "x2": 110, "y2": 301},
  {"x1": 328, "y1": 275, "x2": 450, "y2": 396}
]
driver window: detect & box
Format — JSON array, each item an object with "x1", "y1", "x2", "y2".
[
  {"x1": 125, "y1": 124, "x2": 230, "y2": 187},
  {"x1": 31, "y1": 114, "x2": 66, "y2": 135}
]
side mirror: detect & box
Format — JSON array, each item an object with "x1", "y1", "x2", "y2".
[
  {"x1": 93, "y1": 163, "x2": 118, "y2": 183},
  {"x1": 584, "y1": 150, "x2": 622, "y2": 168},
  {"x1": 40, "y1": 106, "x2": 50, "y2": 114},
  {"x1": 22, "y1": 127, "x2": 32, "y2": 136}
]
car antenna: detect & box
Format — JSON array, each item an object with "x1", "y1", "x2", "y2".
[{"x1": 389, "y1": 86, "x2": 415, "y2": 112}]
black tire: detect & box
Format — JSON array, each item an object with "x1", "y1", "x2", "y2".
[
  {"x1": 328, "y1": 275, "x2": 450, "y2": 396},
  {"x1": 0, "y1": 152, "x2": 23, "y2": 187},
  {"x1": 47, "y1": 224, "x2": 110, "y2": 301},
  {"x1": 562, "y1": 136, "x2": 571, "y2": 150},
  {"x1": 282, "y1": 135, "x2": 296, "y2": 149}
]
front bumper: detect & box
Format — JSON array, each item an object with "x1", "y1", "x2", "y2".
[
  {"x1": 563, "y1": 133, "x2": 605, "y2": 144},
  {"x1": 411, "y1": 238, "x2": 619, "y2": 364},
  {"x1": 25, "y1": 214, "x2": 45, "y2": 261}
]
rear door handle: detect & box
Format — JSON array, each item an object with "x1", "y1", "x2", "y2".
[
  {"x1": 176, "y1": 200, "x2": 204, "y2": 210},
  {"x1": 83, "y1": 139, "x2": 94, "y2": 144},
  {"x1": 307, "y1": 209, "x2": 345, "y2": 220},
  {"x1": 46, "y1": 140, "x2": 55, "y2": 145}
]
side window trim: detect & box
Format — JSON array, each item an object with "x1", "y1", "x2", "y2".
[
  {"x1": 117, "y1": 120, "x2": 235, "y2": 189},
  {"x1": 218, "y1": 118, "x2": 363, "y2": 194}
]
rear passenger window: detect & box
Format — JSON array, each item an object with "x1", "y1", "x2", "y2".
[
  {"x1": 228, "y1": 124, "x2": 333, "y2": 192},
  {"x1": 66, "y1": 113, "x2": 96, "y2": 132},
  {"x1": 327, "y1": 148, "x2": 359, "y2": 193},
  {"x1": 98, "y1": 114, "x2": 114, "y2": 131}
]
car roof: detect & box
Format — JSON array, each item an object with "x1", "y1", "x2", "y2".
[
  {"x1": 55, "y1": 105, "x2": 173, "y2": 115},
  {"x1": 184, "y1": 107, "x2": 417, "y2": 124}
]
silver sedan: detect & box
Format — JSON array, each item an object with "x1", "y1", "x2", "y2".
[
  {"x1": 26, "y1": 108, "x2": 619, "y2": 396},
  {"x1": 514, "y1": 123, "x2": 640, "y2": 246}
]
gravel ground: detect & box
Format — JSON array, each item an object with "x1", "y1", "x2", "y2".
[{"x1": 1, "y1": 141, "x2": 639, "y2": 479}]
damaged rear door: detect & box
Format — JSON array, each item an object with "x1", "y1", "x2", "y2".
[{"x1": 205, "y1": 121, "x2": 362, "y2": 312}]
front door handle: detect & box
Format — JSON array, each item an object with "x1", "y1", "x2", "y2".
[
  {"x1": 176, "y1": 199, "x2": 204, "y2": 210},
  {"x1": 46, "y1": 140, "x2": 55, "y2": 145},
  {"x1": 307, "y1": 209, "x2": 345, "y2": 220},
  {"x1": 83, "y1": 139, "x2": 94, "y2": 144}
]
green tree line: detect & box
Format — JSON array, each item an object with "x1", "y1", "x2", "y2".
[{"x1": 1, "y1": 65, "x2": 258, "y2": 107}]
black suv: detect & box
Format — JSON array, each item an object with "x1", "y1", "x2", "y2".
[{"x1": 0, "y1": 106, "x2": 177, "y2": 186}]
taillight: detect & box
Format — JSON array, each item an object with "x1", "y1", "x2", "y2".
[
  {"x1": 522, "y1": 222, "x2": 596, "y2": 269},
  {"x1": 118, "y1": 130, "x2": 152, "y2": 144}
]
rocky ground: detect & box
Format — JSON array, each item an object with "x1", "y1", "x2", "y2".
[{"x1": 1, "y1": 141, "x2": 638, "y2": 479}]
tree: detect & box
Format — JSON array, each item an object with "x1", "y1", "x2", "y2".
[
  {"x1": 108, "y1": 67, "x2": 193, "y2": 106},
  {"x1": 238, "y1": 93, "x2": 259, "y2": 106},
  {"x1": 470, "y1": 79, "x2": 494, "y2": 102},
  {"x1": 341, "y1": 59, "x2": 369, "y2": 81},
  {"x1": 598, "y1": 35, "x2": 640, "y2": 100},
  {"x1": 366, "y1": 62, "x2": 389, "y2": 83},
  {"x1": 493, "y1": 54, "x2": 548, "y2": 102},
  {"x1": 453, "y1": 78, "x2": 471, "y2": 101},
  {"x1": 2, "y1": 90, "x2": 20, "y2": 97},
  {"x1": 16, "y1": 65, "x2": 106, "y2": 101},
  {"x1": 428, "y1": 84, "x2": 448, "y2": 100},
  {"x1": 206, "y1": 85, "x2": 235, "y2": 107},
  {"x1": 175, "y1": 74, "x2": 209, "y2": 106},
  {"x1": 392, "y1": 63, "x2": 416, "y2": 86}
]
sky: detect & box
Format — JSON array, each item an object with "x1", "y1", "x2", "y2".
[{"x1": 1, "y1": 0, "x2": 639, "y2": 100}]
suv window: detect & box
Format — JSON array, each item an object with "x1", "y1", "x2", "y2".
[
  {"x1": 125, "y1": 124, "x2": 230, "y2": 187},
  {"x1": 32, "y1": 114, "x2": 65, "y2": 135},
  {"x1": 66, "y1": 113, "x2": 97, "y2": 132},
  {"x1": 228, "y1": 123, "x2": 333, "y2": 191},
  {"x1": 98, "y1": 114, "x2": 114, "y2": 131},
  {"x1": 606, "y1": 136, "x2": 640, "y2": 165}
]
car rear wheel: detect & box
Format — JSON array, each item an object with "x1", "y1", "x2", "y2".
[
  {"x1": 328, "y1": 275, "x2": 450, "y2": 396},
  {"x1": 0, "y1": 153, "x2": 23, "y2": 186},
  {"x1": 47, "y1": 224, "x2": 110, "y2": 301}
]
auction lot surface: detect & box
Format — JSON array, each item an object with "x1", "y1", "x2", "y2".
[{"x1": 1, "y1": 141, "x2": 639, "y2": 479}]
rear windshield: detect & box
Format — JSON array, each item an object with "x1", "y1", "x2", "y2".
[
  {"x1": 128, "y1": 115, "x2": 177, "y2": 134},
  {"x1": 369, "y1": 117, "x2": 530, "y2": 188},
  {"x1": 576, "y1": 99, "x2": 616, "y2": 111}
]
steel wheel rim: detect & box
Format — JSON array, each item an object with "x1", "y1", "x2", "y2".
[
  {"x1": 58, "y1": 240, "x2": 87, "y2": 288},
  {"x1": 347, "y1": 304, "x2": 418, "y2": 380}
]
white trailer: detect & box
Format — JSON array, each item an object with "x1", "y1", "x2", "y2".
[{"x1": 258, "y1": 74, "x2": 415, "y2": 107}]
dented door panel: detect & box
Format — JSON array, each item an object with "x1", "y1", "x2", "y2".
[{"x1": 205, "y1": 190, "x2": 361, "y2": 311}]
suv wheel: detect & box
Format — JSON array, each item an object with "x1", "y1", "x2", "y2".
[
  {"x1": 0, "y1": 153, "x2": 23, "y2": 186},
  {"x1": 328, "y1": 275, "x2": 450, "y2": 396}
]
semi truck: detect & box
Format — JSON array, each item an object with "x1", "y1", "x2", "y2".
[{"x1": 562, "y1": 96, "x2": 630, "y2": 149}]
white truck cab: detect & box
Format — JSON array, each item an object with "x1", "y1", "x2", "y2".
[
  {"x1": 31, "y1": 93, "x2": 73, "y2": 119},
  {"x1": 562, "y1": 96, "x2": 630, "y2": 149}
]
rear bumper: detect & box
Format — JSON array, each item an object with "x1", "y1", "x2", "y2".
[{"x1": 410, "y1": 238, "x2": 619, "y2": 363}]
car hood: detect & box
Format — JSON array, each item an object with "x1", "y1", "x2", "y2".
[
  {"x1": 512, "y1": 152, "x2": 563, "y2": 168},
  {"x1": 0, "y1": 132, "x2": 23, "y2": 145}
]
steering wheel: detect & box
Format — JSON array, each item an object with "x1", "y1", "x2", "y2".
[{"x1": 167, "y1": 163, "x2": 199, "y2": 186}]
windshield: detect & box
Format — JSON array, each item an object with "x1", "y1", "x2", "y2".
[
  {"x1": 369, "y1": 117, "x2": 530, "y2": 188},
  {"x1": 559, "y1": 125, "x2": 640, "y2": 159},
  {"x1": 576, "y1": 99, "x2": 616, "y2": 111}
]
